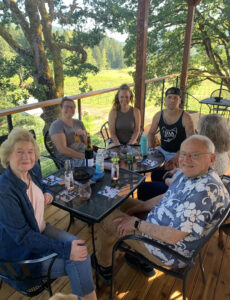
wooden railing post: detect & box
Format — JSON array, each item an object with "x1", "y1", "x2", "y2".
[
  {"x1": 77, "y1": 99, "x2": 82, "y2": 121},
  {"x1": 7, "y1": 115, "x2": 13, "y2": 132},
  {"x1": 176, "y1": 76, "x2": 179, "y2": 88},
  {"x1": 161, "y1": 79, "x2": 165, "y2": 111}
]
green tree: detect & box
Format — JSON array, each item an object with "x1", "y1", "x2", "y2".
[
  {"x1": 100, "y1": 0, "x2": 230, "y2": 90},
  {"x1": 0, "y1": 0, "x2": 114, "y2": 127}
]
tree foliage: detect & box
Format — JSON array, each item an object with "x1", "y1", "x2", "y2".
[
  {"x1": 0, "y1": 0, "x2": 119, "y2": 125},
  {"x1": 102, "y1": 0, "x2": 230, "y2": 91}
]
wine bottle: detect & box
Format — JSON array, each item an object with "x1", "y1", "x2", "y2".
[{"x1": 85, "y1": 133, "x2": 94, "y2": 167}]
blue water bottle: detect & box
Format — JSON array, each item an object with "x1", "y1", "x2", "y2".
[{"x1": 140, "y1": 135, "x2": 148, "y2": 157}]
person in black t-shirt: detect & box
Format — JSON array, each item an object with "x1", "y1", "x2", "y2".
[{"x1": 138, "y1": 87, "x2": 195, "y2": 201}]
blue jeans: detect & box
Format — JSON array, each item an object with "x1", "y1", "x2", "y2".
[{"x1": 41, "y1": 223, "x2": 95, "y2": 297}]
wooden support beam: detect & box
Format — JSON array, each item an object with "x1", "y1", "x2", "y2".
[
  {"x1": 180, "y1": 0, "x2": 202, "y2": 107},
  {"x1": 135, "y1": 0, "x2": 150, "y2": 130}
]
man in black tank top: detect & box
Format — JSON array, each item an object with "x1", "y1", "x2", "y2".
[
  {"x1": 148, "y1": 87, "x2": 194, "y2": 170},
  {"x1": 137, "y1": 87, "x2": 195, "y2": 201}
]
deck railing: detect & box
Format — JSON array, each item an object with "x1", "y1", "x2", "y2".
[{"x1": 0, "y1": 73, "x2": 229, "y2": 176}]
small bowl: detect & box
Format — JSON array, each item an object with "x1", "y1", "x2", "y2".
[
  {"x1": 214, "y1": 96, "x2": 223, "y2": 102},
  {"x1": 73, "y1": 167, "x2": 95, "y2": 182}
]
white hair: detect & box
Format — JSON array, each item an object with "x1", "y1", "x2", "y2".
[{"x1": 181, "y1": 134, "x2": 215, "y2": 154}]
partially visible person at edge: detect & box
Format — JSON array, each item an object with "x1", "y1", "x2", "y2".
[
  {"x1": 0, "y1": 128, "x2": 97, "y2": 300},
  {"x1": 138, "y1": 87, "x2": 195, "y2": 201},
  {"x1": 108, "y1": 84, "x2": 141, "y2": 148},
  {"x1": 94, "y1": 135, "x2": 229, "y2": 285},
  {"x1": 198, "y1": 114, "x2": 230, "y2": 177},
  {"x1": 49, "y1": 97, "x2": 87, "y2": 167}
]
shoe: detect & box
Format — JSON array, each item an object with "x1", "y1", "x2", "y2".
[
  {"x1": 91, "y1": 255, "x2": 112, "y2": 285},
  {"x1": 124, "y1": 252, "x2": 155, "y2": 277}
]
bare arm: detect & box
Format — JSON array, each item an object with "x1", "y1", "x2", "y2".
[
  {"x1": 139, "y1": 221, "x2": 188, "y2": 244},
  {"x1": 126, "y1": 194, "x2": 165, "y2": 216},
  {"x1": 148, "y1": 111, "x2": 161, "y2": 147},
  {"x1": 108, "y1": 109, "x2": 120, "y2": 146},
  {"x1": 183, "y1": 112, "x2": 195, "y2": 137},
  {"x1": 128, "y1": 107, "x2": 141, "y2": 144},
  {"x1": 115, "y1": 213, "x2": 188, "y2": 244},
  {"x1": 51, "y1": 133, "x2": 85, "y2": 159}
]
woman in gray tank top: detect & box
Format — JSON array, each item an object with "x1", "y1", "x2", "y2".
[{"x1": 108, "y1": 84, "x2": 141, "y2": 147}]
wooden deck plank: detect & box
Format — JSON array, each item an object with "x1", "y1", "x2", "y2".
[
  {"x1": 1, "y1": 204, "x2": 230, "y2": 300},
  {"x1": 212, "y1": 234, "x2": 230, "y2": 300}
]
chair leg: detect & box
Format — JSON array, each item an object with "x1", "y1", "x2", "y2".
[
  {"x1": 199, "y1": 253, "x2": 206, "y2": 284},
  {"x1": 47, "y1": 284, "x2": 53, "y2": 297},
  {"x1": 110, "y1": 247, "x2": 117, "y2": 299},
  {"x1": 67, "y1": 213, "x2": 74, "y2": 232},
  {"x1": 0, "y1": 279, "x2": 2, "y2": 289},
  {"x1": 182, "y1": 276, "x2": 188, "y2": 300}
]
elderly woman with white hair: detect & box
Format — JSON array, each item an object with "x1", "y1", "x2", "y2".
[
  {"x1": 198, "y1": 114, "x2": 230, "y2": 176},
  {"x1": 0, "y1": 128, "x2": 97, "y2": 300}
]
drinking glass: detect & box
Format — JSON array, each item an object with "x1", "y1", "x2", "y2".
[{"x1": 77, "y1": 181, "x2": 91, "y2": 201}]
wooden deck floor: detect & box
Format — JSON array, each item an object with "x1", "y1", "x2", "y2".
[{"x1": 1, "y1": 202, "x2": 230, "y2": 300}]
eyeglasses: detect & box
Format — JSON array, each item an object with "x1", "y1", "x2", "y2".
[
  {"x1": 179, "y1": 152, "x2": 211, "y2": 160},
  {"x1": 63, "y1": 105, "x2": 75, "y2": 110}
]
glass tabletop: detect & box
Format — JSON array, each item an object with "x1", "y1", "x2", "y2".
[
  {"x1": 47, "y1": 168, "x2": 145, "y2": 224},
  {"x1": 104, "y1": 145, "x2": 165, "y2": 174}
]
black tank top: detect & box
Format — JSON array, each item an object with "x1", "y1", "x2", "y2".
[{"x1": 159, "y1": 111, "x2": 186, "y2": 153}]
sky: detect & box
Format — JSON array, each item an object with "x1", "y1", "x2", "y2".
[{"x1": 62, "y1": 0, "x2": 128, "y2": 43}]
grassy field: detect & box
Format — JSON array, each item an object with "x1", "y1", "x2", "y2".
[
  {"x1": 67, "y1": 69, "x2": 222, "y2": 140},
  {"x1": 3, "y1": 68, "x2": 225, "y2": 176}
]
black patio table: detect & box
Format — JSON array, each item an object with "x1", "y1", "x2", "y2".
[
  {"x1": 104, "y1": 145, "x2": 165, "y2": 174},
  {"x1": 45, "y1": 167, "x2": 145, "y2": 286},
  {"x1": 49, "y1": 168, "x2": 144, "y2": 223},
  {"x1": 199, "y1": 97, "x2": 230, "y2": 115}
]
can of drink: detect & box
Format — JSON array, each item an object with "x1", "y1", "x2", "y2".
[{"x1": 126, "y1": 152, "x2": 133, "y2": 164}]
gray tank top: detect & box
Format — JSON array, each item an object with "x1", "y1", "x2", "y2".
[{"x1": 115, "y1": 106, "x2": 134, "y2": 144}]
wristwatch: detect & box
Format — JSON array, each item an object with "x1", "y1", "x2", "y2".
[{"x1": 134, "y1": 219, "x2": 142, "y2": 231}]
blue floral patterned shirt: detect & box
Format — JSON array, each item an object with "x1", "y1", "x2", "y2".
[{"x1": 144, "y1": 168, "x2": 229, "y2": 267}]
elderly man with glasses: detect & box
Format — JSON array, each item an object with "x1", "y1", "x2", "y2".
[{"x1": 94, "y1": 135, "x2": 229, "y2": 284}]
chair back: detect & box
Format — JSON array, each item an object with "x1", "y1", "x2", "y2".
[
  {"x1": 100, "y1": 121, "x2": 110, "y2": 148},
  {"x1": 0, "y1": 253, "x2": 57, "y2": 297},
  {"x1": 211, "y1": 89, "x2": 230, "y2": 99},
  {"x1": 0, "y1": 134, "x2": 8, "y2": 174},
  {"x1": 44, "y1": 131, "x2": 63, "y2": 169},
  {"x1": 190, "y1": 203, "x2": 230, "y2": 260}
]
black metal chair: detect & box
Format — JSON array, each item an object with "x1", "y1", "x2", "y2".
[
  {"x1": 210, "y1": 89, "x2": 230, "y2": 118},
  {"x1": 0, "y1": 253, "x2": 58, "y2": 297},
  {"x1": 100, "y1": 121, "x2": 143, "y2": 147},
  {"x1": 44, "y1": 130, "x2": 64, "y2": 169},
  {"x1": 211, "y1": 88, "x2": 230, "y2": 99},
  {"x1": 110, "y1": 204, "x2": 230, "y2": 300},
  {"x1": 100, "y1": 121, "x2": 110, "y2": 148}
]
